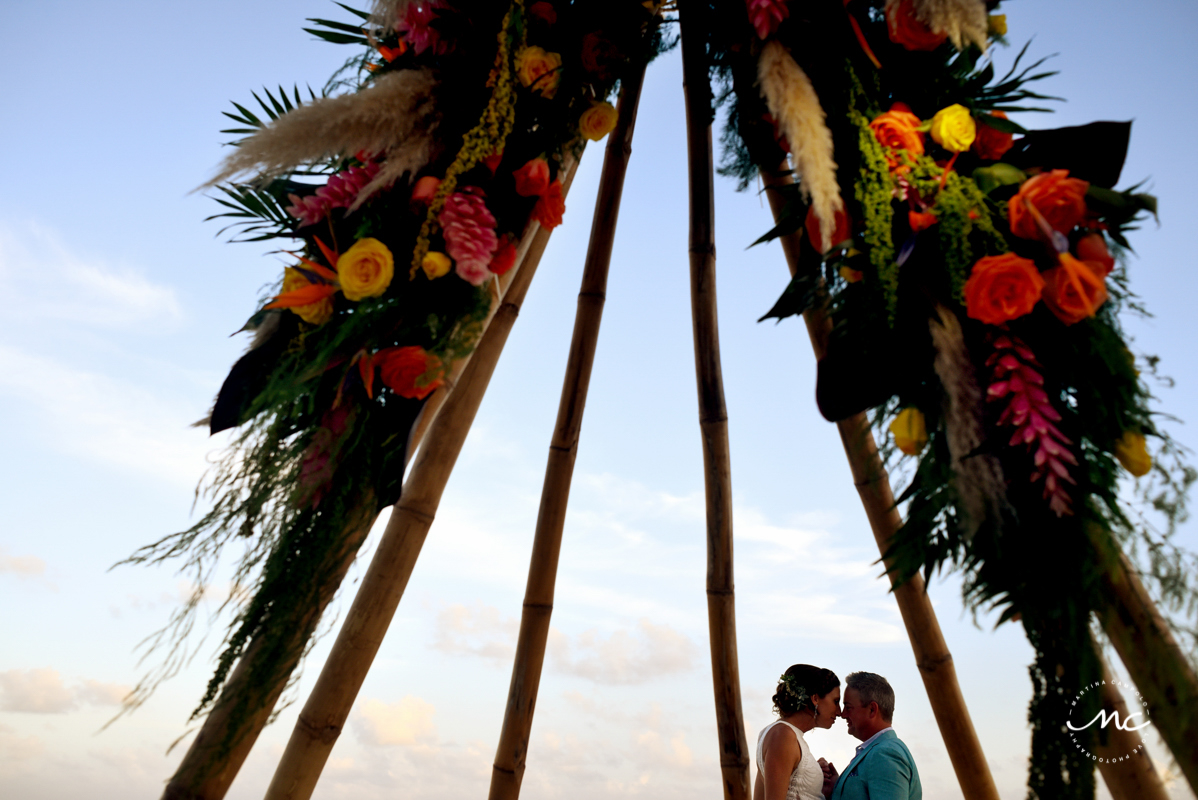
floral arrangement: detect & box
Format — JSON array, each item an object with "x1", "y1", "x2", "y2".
[
  {"x1": 708, "y1": 0, "x2": 1194, "y2": 797},
  {"x1": 127, "y1": 0, "x2": 667, "y2": 750}
]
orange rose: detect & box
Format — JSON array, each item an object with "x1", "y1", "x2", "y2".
[
  {"x1": 887, "y1": 0, "x2": 947, "y2": 51},
  {"x1": 964, "y1": 253, "x2": 1045, "y2": 325},
  {"x1": 375, "y1": 346, "x2": 444, "y2": 400},
  {"x1": 1008, "y1": 169, "x2": 1090, "y2": 241},
  {"x1": 869, "y1": 103, "x2": 924, "y2": 169},
  {"x1": 1075, "y1": 232, "x2": 1115, "y2": 278},
  {"x1": 972, "y1": 111, "x2": 1014, "y2": 161},
  {"x1": 1041, "y1": 253, "x2": 1107, "y2": 325},
  {"x1": 533, "y1": 180, "x2": 565, "y2": 229},
  {"x1": 805, "y1": 204, "x2": 852, "y2": 253}
]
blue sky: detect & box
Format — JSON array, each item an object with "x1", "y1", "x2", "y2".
[{"x1": 1, "y1": 1, "x2": 1196, "y2": 798}]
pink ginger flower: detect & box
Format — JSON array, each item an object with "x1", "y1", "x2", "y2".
[
  {"x1": 298, "y1": 403, "x2": 355, "y2": 508},
  {"x1": 746, "y1": 0, "x2": 789, "y2": 39},
  {"x1": 986, "y1": 335, "x2": 1078, "y2": 517},
  {"x1": 440, "y1": 187, "x2": 499, "y2": 286},
  {"x1": 397, "y1": 1, "x2": 453, "y2": 56},
  {"x1": 286, "y1": 162, "x2": 381, "y2": 227}
]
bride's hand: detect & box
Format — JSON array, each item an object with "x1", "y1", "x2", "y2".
[{"x1": 817, "y1": 758, "x2": 838, "y2": 797}]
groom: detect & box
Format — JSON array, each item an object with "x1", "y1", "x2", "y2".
[{"x1": 822, "y1": 672, "x2": 922, "y2": 800}]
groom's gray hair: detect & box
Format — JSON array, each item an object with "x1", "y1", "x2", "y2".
[{"x1": 846, "y1": 672, "x2": 895, "y2": 721}]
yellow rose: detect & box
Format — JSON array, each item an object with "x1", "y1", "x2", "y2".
[
  {"x1": 988, "y1": 14, "x2": 1007, "y2": 37},
  {"x1": 422, "y1": 251, "x2": 452, "y2": 280},
  {"x1": 929, "y1": 104, "x2": 977, "y2": 153},
  {"x1": 1114, "y1": 431, "x2": 1152, "y2": 477},
  {"x1": 579, "y1": 101, "x2": 618, "y2": 141},
  {"x1": 515, "y1": 46, "x2": 562, "y2": 99},
  {"x1": 337, "y1": 237, "x2": 394, "y2": 301},
  {"x1": 281, "y1": 267, "x2": 333, "y2": 325},
  {"x1": 890, "y1": 407, "x2": 928, "y2": 455}
]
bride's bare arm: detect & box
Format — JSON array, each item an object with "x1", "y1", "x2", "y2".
[{"x1": 760, "y1": 726, "x2": 801, "y2": 800}]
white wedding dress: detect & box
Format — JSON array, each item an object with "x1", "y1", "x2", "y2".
[{"x1": 755, "y1": 720, "x2": 826, "y2": 800}]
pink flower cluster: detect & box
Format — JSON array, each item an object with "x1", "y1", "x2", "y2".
[
  {"x1": 299, "y1": 403, "x2": 354, "y2": 508},
  {"x1": 746, "y1": 0, "x2": 789, "y2": 39},
  {"x1": 440, "y1": 188, "x2": 498, "y2": 286},
  {"x1": 286, "y1": 162, "x2": 381, "y2": 228},
  {"x1": 986, "y1": 335, "x2": 1077, "y2": 517},
  {"x1": 397, "y1": 1, "x2": 452, "y2": 55}
]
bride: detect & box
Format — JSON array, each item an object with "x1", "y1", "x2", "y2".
[{"x1": 754, "y1": 664, "x2": 841, "y2": 800}]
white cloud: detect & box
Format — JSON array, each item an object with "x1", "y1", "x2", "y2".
[
  {"x1": 0, "y1": 344, "x2": 216, "y2": 487},
  {"x1": 0, "y1": 669, "x2": 76, "y2": 713},
  {"x1": 549, "y1": 619, "x2": 697, "y2": 684},
  {"x1": 431, "y1": 602, "x2": 519, "y2": 664},
  {"x1": 353, "y1": 696, "x2": 437, "y2": 746},
  {"x1": 0, "y1": 547, "x2": 46, "y2": 578},
  {"x1": 0, "y1": 669, "x2": 132, "y2": 714},
  {"x1": 0, "y1": 223, "x2": 182, "y2": 329}
]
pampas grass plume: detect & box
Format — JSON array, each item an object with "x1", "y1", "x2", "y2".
[
  {"x1": 204, "y1": 68, "x2": 439, "y2": 192},
  {"x1": 892, "y1": 0, "x2": 988, "y2": 52},
  {"x1": 757, "y1": 41, "x2": 843, "y2": 247}
]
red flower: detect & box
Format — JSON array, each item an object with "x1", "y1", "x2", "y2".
[
  {"x1": 972, "y1": 111, "x2": 1015, "y2": 161},
  {"x1": 908, "y1": 210, "x2": 938, "y2": 232},
  {"x1": 580, "y1": 33, "x2": 620, "y2": 80},
  {"x1": 746, "y1": 0, "x2": 789, "y2": 39},
  {"x1": 886, "y1": 0, "x2": 946, "y2": 51},
  {"x1": 533, "y1": 180, "x2": 566, "y2": 230},
  {"x1": 483, "y1": 150, "x2": 504, "y2": 175},
  {"x1": 513, "y1": 158, "x2": 551, "y2": 197},
  {"x1": 528, "y1": 1, "x2": 557, "y2": 25},
  {"x1": 489, "y1": 236, "x2": 519, "y2": 276},
  {"x1": 374, "y1": 346, "x2": 444, "y2": 400},
  {"x1": 805, "y1": 204, "x2": 851, "y2": 253},
  {"x1": 1008, "y1": 170, "x2": 1090, "y2": 241}
]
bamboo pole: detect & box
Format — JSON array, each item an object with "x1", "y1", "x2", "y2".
[
  {"x1": 760, "y1": 166, "x2": 1001, "y2": 800},
  {"x1": 488, "y1": 63, "x2": 646, "y2": 800},
  {"x1": 680, "y1": 6, "x2": 751, "y2": 799},
  {"x1": 1094, "y1": 537, "x2": 1198, "y2": 793},
  {"x1": 262, "y1": 159, "x2": 581, "y2": 800},
  {"x1": 1091, "y1": 637, "x2": 1171, "y2": 800},
  {"x1": 161, "y1": 169, "x2": 577, "y2": 800}
]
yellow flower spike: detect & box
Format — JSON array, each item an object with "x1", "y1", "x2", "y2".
[
  {"x1": 422, "y1": 251, "x2": 452, "y2": 280},
  {"x1": 930, "y1": 104, "x2": 977, "y2": 153},
  {"x1": 890, "y1": 407, "x2": 928, "y2": 456},
  {"x1": 1114, "y1": 431, "x2": 1152, "y2": 477}
]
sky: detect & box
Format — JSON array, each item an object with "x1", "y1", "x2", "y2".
[{"x1": 1, "y1": 1, "x2": 1197, "y2": 798}]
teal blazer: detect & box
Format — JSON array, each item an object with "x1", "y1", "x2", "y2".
[{"x1": 829, "y1": 729, "x2": 922, "y2": 800}]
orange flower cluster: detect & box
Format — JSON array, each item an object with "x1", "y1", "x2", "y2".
[
  {"x1": 513, "y1": 157, "x2": 566, "y2": 230},
  {"x1": 805, "y1": 204, "x2": 852, "y2": 253},
  {"x1": 964, "y1": 254, "x2": 1045, "y2": 326},
  {"x1": 972, "y1": 112, "x2": 1014, "y2": 161}
]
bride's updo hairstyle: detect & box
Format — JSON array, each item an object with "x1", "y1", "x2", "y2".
[{"x1": 773, "y1": 664, "x2": 839, "y2": 716}]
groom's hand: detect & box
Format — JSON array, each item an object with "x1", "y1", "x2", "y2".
[{"x1": 818, "y1": 758, "x2": 838, "y2": 798}]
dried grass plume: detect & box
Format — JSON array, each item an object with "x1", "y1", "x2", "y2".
[
  {"x1": 204, "y1": 68, "x2": 439, "y2": 194},
  {"x1": 890, "y1": 0, "x2": 988, "y2": 52},
  {"x1": 930, "y1": 305, "x2": 1009, "y2": 539},
  {"x1": 757, "y1": 41, "x2": 843, "y2": 247}
]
